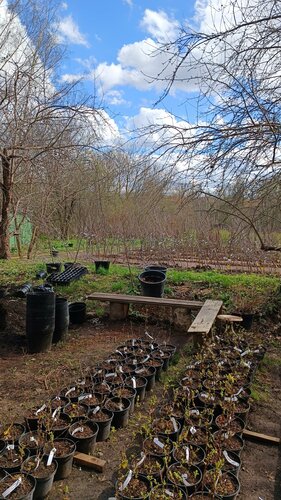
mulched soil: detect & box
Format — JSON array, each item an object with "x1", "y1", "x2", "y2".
[{"x1": 0, "y1": 296, "x2": 280, "y2": 499}]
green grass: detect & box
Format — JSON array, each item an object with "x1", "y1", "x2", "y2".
[{"x1": 167, "y1": 269, "x2": 279, "y2": 289}]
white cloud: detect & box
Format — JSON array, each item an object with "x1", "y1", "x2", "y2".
[
  {"x1": 123, "y1": 0, "x2": 133, "y2": 6},
  {"x1": 140, "y1": 9, "x2": 179, "y2": 43},
  {"x1": 61, "y1": 2, "x2": 68, "y2": 10},
  {"x1": 104, "y1": 90, "x2": 128, "y2": 106},
  {"x1": 56, "y1": 15, "x2": 90, "y2": 47},
  {"x1": 60, "y1": 73, "x2": 83, "y2": 83}
]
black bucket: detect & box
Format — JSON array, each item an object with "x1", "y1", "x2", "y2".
[
  {"x1": 144, "y1": 265, "x2": 167, "y2": 275},
  {"x1": 46, "y1": 262, "x2": 61, "y2": 274},
  {"x1": 69, "y1": 302, "x2": 86, "y2": 324},
  {"x1": 138, "y1": 271, "x2": 166, "y2": 298},
  {"x1": 26, "y1": 289, "x2": 55, "y2": 353},
  {"x1": 95, "y1": 260, "x2": 110, "y2": 272},
  {"x1": 53, "y1": 297, "x2": 69, "y2": 343}
]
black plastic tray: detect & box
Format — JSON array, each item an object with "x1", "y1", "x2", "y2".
[{"x1": 47, "y1": 266, "x2": 88, "y2": 285}]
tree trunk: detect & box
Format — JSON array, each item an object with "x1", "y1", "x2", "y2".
[
  {"x1": 0, "y1": 150, "x2": 12, "y2": 259},
  {"x1": 27, "y1": 225, "x2": 38, "y2": 259}
]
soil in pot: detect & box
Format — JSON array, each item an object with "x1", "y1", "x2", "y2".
[
  {"x1": 63, "y1": 402, "x2": 89, "y2": 421},
  {"x1": 152, "y1": 417, "x2": 180, "y2": 442},
  {"x1": 135, "y1": 366, "x2": 156, "y2": 391},
  {"x1": 158, "y1": 402, "x2": 185, "y2": 426},
  {"x1": 50, "y1": 396, "x2": 69, "y2": 410},
  {"x1": 45, "y1": 412, "x2": 71, "y2": 438},
  {"x1": 215, "y1": 415, "x2": 245, "y2": 435},
  {"x1": 168, "y1": 462, "x2": 202, "y2": 494},
  {"x1": 173, "y1": 443, "x2": 205, "y2": 467},
  {"x1": 21, "y1": 456, "x2": 57, "y2": 500},
  {"x1": 184, "y1": 407, "x2": 213, "y2": 428},
  {"x1": 112, "y1": 387, "x2": 136, "y2": 414},
  {"x1": 143, "y1": 436, "x2": 173, "y2": 458},
  {"x1": 150, "y1": 484, "x2": 187, "y2": 499},
  {"x1": 18, "y1": 432, "x2": 46, "y2": 456},
  {"x1": 131, "y1": 454, "x2": 164, "y2": 481},
  {"x1": 93, "y1": 382, "x2": 111, "y2": 396},
  {"x1": 180, "y1": 426, "x2": 209, "y2": 448},
  {"x1": 77, "y1": 392, "x2": 105, "y2": 408},
  {"x1": 104, "y1": 397, "x2": 131, "y2": 429},
  {"x1": 0, "y1": 424, "x2": 25, "y2": 444},
  {"x1": 43, "y1": 438, "x2": 76, "y2": 480},
  {"x1": 144, "y1": 358, "x2": 163, "y2": 380},
  {"x1": 203, "y1": 469, "x2": 240, "y2": 499},
  {"x1": 88, "y1": 408, "x2": 113, "y2": 441},
  {"x1": 0, "y1": 446, "x2": 29, "y2": 474},
  {"x1": 68, "y1": 420, "x2": 98, "y2": 454},
  {"x1": 59, "y1": 386, "x2": 84, "y2": 401},
  {"x1": 204, "y1": 448, "x2": 241, "y2": 477},
  {"x1": 0, "y1": 473, "x2": 36, "y2": 500},
  {"x1": 116, "y1": 474, "x2": 150, "y2": 500},
  {"x1": 213, "y1": 431, "x2": 244, "y2": 456}
]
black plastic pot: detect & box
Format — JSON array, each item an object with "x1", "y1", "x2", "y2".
[
  {"x1": 138, "y1": 270, "x2": 166, "y2": 298},
  {"x1": 68, "y1": 420, "x2": 98, "y2": 454},
  {"x1": 115, "y1": 474, "x2": 150, "y2": 500},
  {"x1": 0, "y1": 445, "x2": 29, "y2": 473},
  {"x1": 46, "y1": 262, "x2": 61, "y2": 274},
  {"x1": 88, "y1": 408, "x2": 113, "y2": 441},
  {"x1": 104, "y1": 397, "x2": 131, "y2": 429},
  {"x1": 167, "y1": 462, "x2": 202, "y2": 494},
  {"x1": 15, "y1": 283, "x2": 33, "y2": 298},
  {"x1": 95, "y1": 260, "x2": 110, "y2": 272},
  {"x1": 135, "y1": 366, "x2": 156, "y2": 392},
  {"x1": 26, "y1": 288, "x2": 55, "y2": 353},
  {"x1": 0, "y1": 473, "x2": 36, "y2": 500},
  {"x1": 112, "y1": 387, "x2": 137, "y2": 414},
  {"x1": 144, "y1": 265, "x2": 167, "y2": 275},
  {"x1": 53, "y1": 297, "x2": 69, "y2": 343},
  {"x1": 69, "y1": 302, "x2": 86, "y2": 324},
  {"x1": 21, "y1": 457, "x2": 57, "y2": 500},
  {"x1": 44, "y1": 438, "x2": 76, "y2": 480},
  {"x1": 241, "y1": 313, "x2": 254, "y2": 330},
  {"x1": 125, "y1": 376, "x2": 147, "y2": 403}
]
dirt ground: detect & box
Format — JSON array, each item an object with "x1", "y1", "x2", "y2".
[{"x1": 0, "y1": 297, "x2": 280, "y2": 499}]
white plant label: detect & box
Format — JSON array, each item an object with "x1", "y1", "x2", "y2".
[
  {"x1": 132, "y1": 339, "x2": 135, "y2": 346},
  {"x1": 34, "y1": 457, "x2": 40, "y2": 470},
  {"x1": 223, "y1": 450, "x2": 239, "y2": 467},
  {"x1": 115, "y1": 350, "x2": 123, "y2": 356},
  {"x1": 225, "y1": 396, "x2": 238, "y2": 402},
  {"x1": 186, "y1": 364, "x2": 195, "y2": 370},
  {"x1": 72, "y1": 426, "x2": 84, "y2": 436},
  {"x1": 136, "y1": 368, "x2": 145, "y2": 374},
  {"x1": 65, "y1": 387, "x2": 76, "y2": 396},
  {"x1": 241, "y1": 349, "x2": 250, "y2": 357},
  {"x1": 136, "y1": 453, "x2": 146, "y2": 467},
  {"x1": 119, "y1": 470, "x2": 133, "y2": 491},
  {"x1": 235, "y1": 387, "x2": 244, "y2": 396},
  {"x1": 150, "y1": 344, "x2": 154, "y2": 350},
  {"x1": 2, "y1": 477, "x2": 22, "y2": 498},
  {"x1": 164, "y1": 490, "x2": 174, "y2": 497},
  {"x1": 35, "y1": 403, "x2": 46, "y2": 415},
  {"x1": 223, "y1": 432, "x2": 229, "y2": 439},
  {"x1": 52, "y1": 407, "x2": 61, "y2": 419},
  {"x1": 47, "y1": 447, "x2": 57, "y2": 466},
  {"x1": 145, "y1": 331, "x2": 153, "y2": 339},
  {"x1": 190, "y1": 409, "x2": 200, "y2": 415},
  {"x1": 234, "y1": 347, "x2": 242, "y2": 353},
  {"x1": 171, "y1": 417, "x2": 178, "y2": 432},
  {"x1": 190, "y1": 426, "x2": 197, "y2": 435},
  {"x1": 153, "y1": 437, "x2": 164, "y2": 449},
  {"x1": 79, "y1": 394, "x2": 92, "y2": 401},
  {"x1": 185, "y1": 446, "x2": 190, "y2": 462},
  {"x1": 92, "y1": 406, "x2": 100, "y2": 414},
  {"x1": 6, "y1": 444, "x2": 14, "y2": 451},
  {"x1": 118, "y1": 366, "x2": 123, "y2": 373},
  {"x1": 30, "y1": 436, "x2": 38, "y2": 445},
  {"x1": 132, "y1": 359, "x2": 138, "y2": 365},
  {"x1": 106, "y1": 372, "x2": 116, "y2": 378},
  {"x1": 143, "y1": 355, "x2": 150, "y2": 362},
  {"x1": 131, "y1": 377, "x2": 136, "y2": 389},
  {"x1": 182, "y1": 474, "x2": 192, "y2": 487}
]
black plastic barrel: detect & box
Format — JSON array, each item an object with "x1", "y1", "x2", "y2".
[
  {"x1": 53, "y1": 297, "x2": 69, "y2": 343},
  {"x1": 26, "y1": 288, "x2": 55, "y2": 353},
  {"x1": 94, "y1": 260, "x2": 110, "y2": 272},
  {"x1": 138, "y1": 270, "x2": 166, "y2": 298}
]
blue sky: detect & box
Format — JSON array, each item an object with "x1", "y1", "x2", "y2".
[{"x1": 55, "y1": 0, "x2": 203, "y2": 138}]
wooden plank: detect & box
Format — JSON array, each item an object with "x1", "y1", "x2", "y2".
[
  {"x1": 188, "y1": 299, "x2": 223, "y2": 334},
  {"x1": 243, "y1": 429, "x2": 280, "y2": 445},
  {"x1": 74, "y1": 452, "x2": 106, "y2": 472},
  {"x1": 87, "y1": 292, "x2": 203, "y2": 309}
]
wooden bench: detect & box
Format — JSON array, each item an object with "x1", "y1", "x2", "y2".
[
  {"x1": 188, "y1": 299, "x2": 223, "y2": 346},
  {"x1": 87, "y1": 292, "x2": 203, "y2": 320}
]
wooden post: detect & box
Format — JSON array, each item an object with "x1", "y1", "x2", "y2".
[{"x1": 109, "y1": 302, "x2": 129, "y2": 320}]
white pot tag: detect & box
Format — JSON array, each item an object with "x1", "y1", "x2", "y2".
[
  {"x1": 106, "y1": 372, "x2": 116, "y2": 378},
  {"x1": 171, "y1": 417, "x2": 178, "y2": 432},
  {"x1": 119, "y1": 470, "x2": 133, "y2": 491},
  {"x1": 92, "y1": 406, "x2": 100, "y2": 414},
  {"x1": 131, "y1": 377, "x2": 136, "y2": 389},
  {"x1": 164, "y1": 490, "x2": 174, "y2": 497},
  {"x1": 182, "y1": 473, "x2": 192, "y2": 487},
  {"x1": 150, "y1": 344, "x2": 154, "y2": 350},
  {"x1": 185, "y1": 446, "x2": 190, "y2": 462},
  {"x1": 115, "y1": 350, "x2": 123, "y2": 356},
  {"x1": 190, "y1": 426, "x2": 197, "y2": 435},
  {"x1": 65, "y1": 387, "x2": 76, "y2": 396},
  {"x1": 136, "y1": 453, "x2": 146, "y2": 467},
  {"x1": 143, "y1": 355, "x2": 150, "y2": 362},
  {"x1": 52, "y1": 407, "x2": 61, "y2": 419},
  {"x1": 223, "y1": 450, "x2": 239, "y2": 467},
  {"x1": 145, "y1": 331, "x2": 153, "y2": 339},
  {"x1": 6, "y1": 444, "x2": 14, "y2": 451},
  {"x1": 190, "y1": 409, "x2": 200, "y2": 415},
  {"x1": 30, "y1": 436, "x2": 38, "y2": 445},
  {"x1": 35, "y1": 403, "x2": 46, "y2": 415},
  {"x1": 153, "y1": 437, "x2": 164, "y2": 449},
  {"x1": 72, "y1": 426, "x2": 84, "y2": 436},
  {"x1": 47, "y1": 447, "x2": 57, "y2": 466},
  {"x1": 79, "y1": 394, "x2": 92, "y2": 401},
  {"x1": 2, "y1": 477, "x2": 22, "y2": 498},
  {"x1": 241, "y1": 349, "x2": 250, "y2": 357}
]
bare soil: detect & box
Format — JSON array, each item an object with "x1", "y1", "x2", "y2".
[{"x1": 0, "y1": 296, "x2": 280, "y2": 499}]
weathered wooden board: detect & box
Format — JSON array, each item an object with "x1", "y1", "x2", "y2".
[
  {"x1": 243, "y1": 429, "x2": 280, "y2": 445},
  {"x1": 74, "y1": 452, "x2": 106, "y2": 472},
  {"x1": 188, "y1": 299, "x2": 223, "y2": 335},
  {"x1": 87, "y1": 292, "x2": 203, "y2": 309}
]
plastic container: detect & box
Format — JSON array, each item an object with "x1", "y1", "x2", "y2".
[
  {"x1": 138, "y1": 270, "x2": 166, "y2": 298},
  {"x1": 53, "y1": 297, "x2": 69, "y2": 343},
  {"x1": 69, "y1": 302, "x2": 86, "y2": 324},
  {"x1": 26, "y1": 288, "x2": 55, "y2": 353},
  {"x1": 95, "y1": 260, "x2": 110, "y2": 272}
]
